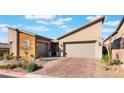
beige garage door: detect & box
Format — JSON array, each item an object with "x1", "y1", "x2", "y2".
[{"x1": 65, "y1": 42, "x2": 95, "y2": 58}]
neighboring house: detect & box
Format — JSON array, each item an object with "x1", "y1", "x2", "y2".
[
  {"x1": 57, "y1": 16, "x2": 105, "y2": 59},
  {"x1": 6, "y1": 16, "x2": 105, "y2": 60},
  {"x1": 0, "y1": 43, "x2": 9, "y2": 50},
  {"x1": 104, "y1": 16, "x2": 124, "y2": 62},
  {"x1": 0, "y1": 43, "x2": 9, "y2": 58}
]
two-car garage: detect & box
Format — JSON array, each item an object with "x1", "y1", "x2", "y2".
[
  {"x1": 64, "y1": 41, "x2": 96, "y2": 58},
  {"x1": 58, "y1": 16, "x2": 105, "y2": 59}
]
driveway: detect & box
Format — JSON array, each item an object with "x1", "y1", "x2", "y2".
[{"x1": 32, "y1": 57, "x2": 100, "y2": 78}]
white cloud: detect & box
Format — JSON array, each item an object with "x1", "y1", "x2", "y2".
[
  {"x1": 50, "y1": 17, "x2": 72, "y2": 32},
  {"x1": 86, "y1": 15, "x2": 102, "y2": 21},
  {"x1": 12, "y1": 24, "x2": 22, "y2": 28},
  {"x1": 25, "y1": 16, "x2": 73, "y2": 33},
  {"x1": 36, "y1": 17, "x2": 73, "y2": 32},
  {"x1": 60, "y1": 25, "x2": 68, "y2": 29},
  {"x1": 24, "y1": 15, "x2": 56, "y2": 20},
  {"x1": 64, "y1": 27, "x2": 77, "y2": 33},
  {"x1": 0, "y1": 24, "x2": 23, "y2": 32},
  {"x1": 57, "y1": 18, "x2": 72, "y2": 22},
  {"x1": 104, "y1": 20, "x2": 120, "y2": 26},
  {"x1": 25, "y1": 26, "x2": 50, "y2": 32},
  {"x1": 0, "y1": 24, "x2": 10, "y2": 32},
  {"x1": 37, "y1": 20, "x2": 48, "y2": 25},
  {"x1": 51, "y1": 17, "x2": 72, "y2": 26},
  {"x1": 102, "y1": 28, "x2": 115, "y2": 33}
]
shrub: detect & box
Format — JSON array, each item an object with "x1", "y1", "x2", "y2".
[
  {"x1": 109, "y1": 59, "x2": 123, "y2": 65},
  {"x1": 6, "y1": 64, "x2": 17, "y2": 69},
  {"x1": 26, "y1": 63, "x2": 38, "y2": 72},
  {"x1": 102, "y1": 54, "x2": 110, "y2": 64},
  {"x1": 0, "y1": 64, "x2": 17, "y2": 69},
  {"x1": 4, "y1": 52, "x2": 14, "y2": 60},
  {"x1": 11, "y1": 64, "x2": 17, "y2": 69},
  {"x1": 104, "y1": 66, "x2": 110, "y2": 70},
  {"x1": 30, "y1": 54, "x2": 35, "y2": 62},
  {"x1": 17, "y1": 62, "x2": 22, "y2": 67},
  {"x1": 6, "y1": 65, "x2": 12, "y2": 69},
  {"x1": 40, "y1": 56, "x2": 43, "y2": 61},
  {"x1": 22, "y1": 63, "x2": 28, "y2": 69},
  {"x1": 0, "y1": 65, "x2": 6, "y2": 69}
]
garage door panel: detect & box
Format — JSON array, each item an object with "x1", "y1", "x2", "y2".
[
  {"x1": 65, "y1": 43, "x2": 95, "y2": 58},
  {"x1": 37, "y1": 43, "x2": 48, "y2": 57}
]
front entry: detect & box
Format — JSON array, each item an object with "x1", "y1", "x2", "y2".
[{"x1": 51, "y1": 43, "x2": 59, "y2": 57}]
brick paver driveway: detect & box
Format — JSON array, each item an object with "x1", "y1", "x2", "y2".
[{"x1": 33, "y1": 57, "x2": 100, "y2": 78}]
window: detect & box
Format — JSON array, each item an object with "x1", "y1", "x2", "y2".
[
  {"x1": 112, "y1": 38, "x2": 121, "y2": 49},
  {"x1": 23, "y1": 40, "x2": 31, "y2": 50}
]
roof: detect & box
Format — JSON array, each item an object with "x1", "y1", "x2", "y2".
[
  {"x1": 57, "y1": 16, "x2": 105, "y2": 40},
  {"x1": 104, "y1": 16, "x2": 124, "y2": 42},
  {"x1": 0, "y1": 43, "x2": 9, "y2": 49},
  {"x1": 51, "y1": 39, "x2": 59, "y2": 43},
  {"x1": 6, "y1": 26, "x2": 52, "y2": 41}
]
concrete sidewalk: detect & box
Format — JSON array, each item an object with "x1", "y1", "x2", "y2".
[
  {"x1": 0, "y1": 69, "x2": 27, "y2": 78},
  {"x1": 24, "y1": 73, "x2": 55, "y2": 78}
]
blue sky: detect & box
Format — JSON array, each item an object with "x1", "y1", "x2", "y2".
[{"x1": 0, "y1": 15, "x2": 123, "y2": 43}]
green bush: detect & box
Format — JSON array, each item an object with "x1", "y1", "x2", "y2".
[
  {"x1": 0, "y1": 64, "x2": 17, "y2": 69},
  {"x1": 6, "y1": 65, "x2": 12, "y2": 69},
  {"x1": 26, "y1": 63, "x2": 38, "y2": 72},
  {"x1": 4, "y1": 52, "x2": 14, "y2": 60},
  {"x1": 0, "y1": 65, "x2": 6, "y2": 69},
  {"x1": 109, "y1": 59, "x2": 123, "y2": 65},
  {"x1": 102, "y1": 54, "x2": 110, "y2": 64},
  {"x1": 6, "y1": 64, "x2": 17, "y2": 69}
]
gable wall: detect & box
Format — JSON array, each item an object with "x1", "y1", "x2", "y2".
[
  {"x1": 116, "y1": 23, "x2": 124, "y2": 38},
  {"x1": 58, "y1": 21, "x2": 103, "y2": 59},
  {"x1": 59, "y1": 22, "x2": 102, "y2": 42}
]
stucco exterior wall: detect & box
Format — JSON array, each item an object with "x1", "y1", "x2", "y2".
[
  {"x1": 116, "y1": 23, "x2": 124, "y2": 38},
  {"x1": 19, "y1": 32, "x2": 36, "y2": 58},
  {"x1": 58, "y1": 21, "x2": 103, "y2": 59},
  {"x1": 59, "y1": 22, "x2": 102, "y2": 42},
  {"x1": 95, "y1": 40, "x2": 102, "y2": 60},
  {"x1": 112, "y1": 23, "x2": 124, "y2": 62},
  {"x1": 112, "y1": 49, "x2": 124, "y2": 63},
  {"x1": 8, "y1": 29, "x2": 18, "y2": 56}
]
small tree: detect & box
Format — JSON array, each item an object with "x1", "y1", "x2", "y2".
[{"x1": 23, "y1": 40, "x2": 31, "y2": 63}]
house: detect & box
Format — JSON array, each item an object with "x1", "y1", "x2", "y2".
[
  {"x1": 7, "y1": 27, "x2": 52, "y2": 59},
  {"x1": 57, "y1": 16, "x2": 105, "y2": 59},
  {"x1": 104, "y1": 16, "x2": 124, "y2": 62},
  {"x1": 6, "y1": 16, "x2": 105, "y2": 60},
  {"x1": 0, "y1": 43, "x2": 9, "y2": 50},
  {"x1": 0, "y1": 43, "x2": 9, "y2": 58}
]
